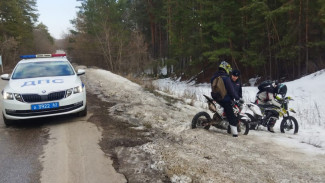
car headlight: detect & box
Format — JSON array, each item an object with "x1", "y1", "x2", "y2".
[
  {"x1": 3, "y1": 92, "x2": 14, "y2": 100},
  {"x1": 14, "y1": 93, "x2": 24, "y2": 102},
  {"x1": 3, "y1": 92, "x2": 24, "y2": 102},
  {"x1": 73, "y1": 85, "x2": 83, "y2": 93},
  {"x1": 66, "y1": 85, "x2": 83, "y2": 98}
]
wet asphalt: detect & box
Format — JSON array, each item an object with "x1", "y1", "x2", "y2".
[
  {"x1": 0, "y1": 119, "x2": 48, "y2": 183},
  {"x1": 0, "y1": 78, "x2": 45, "y2": 182},
  {"x1": 0, "y1": 78, "x2": 78, "y2": 183},
  {"x1": 0, "y1": 112, "x2": 90, "y2": 183}
]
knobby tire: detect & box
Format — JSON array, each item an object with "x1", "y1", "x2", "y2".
[
  {"x1": 280, "y1": 116, "x2": 299, "y2": 134},
  {"x1": 192, "y1": 112, "x2": 211, "y2": 130}
]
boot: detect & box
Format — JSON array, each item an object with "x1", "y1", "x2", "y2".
[
  {"x1": 268, "y1": 126, "x2": 275, "y2": 133},
  {"x1": 267, "y1": 118, "x2": 276, "y2": 133},
  {"x1": 230, "y1": 125, "x2": 238, "y2": 137}
]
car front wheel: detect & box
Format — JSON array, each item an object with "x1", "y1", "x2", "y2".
[
  {"x1": 78, "y1": 105, "x2": 87, "y2": 117},
  {"x1": 3, "y1": 114, "x2": 14, "y2": 126}
]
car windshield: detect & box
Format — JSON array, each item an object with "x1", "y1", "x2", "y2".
[{"x1": 11, "y1": 61, "x2": 75, "y2": 79}]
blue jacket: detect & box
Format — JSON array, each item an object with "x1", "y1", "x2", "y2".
[
  {"x1": 231, "y1": 79, "x2": 242, "y2": 98},
  {"x1": 210, "y1": 70, "x2": 239, "y2": 102}
]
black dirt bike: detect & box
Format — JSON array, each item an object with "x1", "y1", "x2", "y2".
[
  {"x1": 251, "y1": 96, "x2": 299, "y2": 134},
  {"x1": 191, "y1": 95, "x2": 253, "y2": 135}
]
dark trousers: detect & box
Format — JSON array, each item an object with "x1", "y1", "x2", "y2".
[
  {"x1": 263, "y1": 110, "x2": 279, "y2": 127},
  {"x1": 219, "y1": 101, "x2": 238, "y2": 126}
]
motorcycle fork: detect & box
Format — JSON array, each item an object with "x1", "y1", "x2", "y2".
[{"x1": 283, "y1": 116, "x2": 293, "y2": 129}]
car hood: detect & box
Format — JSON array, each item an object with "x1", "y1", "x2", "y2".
[{"x1": 6, "y1": 76, "x2": 81, "y2": 94}]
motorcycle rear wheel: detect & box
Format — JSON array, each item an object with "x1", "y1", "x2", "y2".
[
  {"x1": 192, "y1": 112, "x2": 211, "y2": 130},
  {"x1": 280, "y1": 116, "x2": 299, "y2": 134}
]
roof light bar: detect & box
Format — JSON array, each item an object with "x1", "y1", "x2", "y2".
[
  {"x1": 36, "y1": 54, "x2": 52, "y2": 58},
  {"x1": 20, "y1": 53, "x2": 66, "y2": 59},
  {"x1": 51, "y1": 54, "x2": 66, "y2": 57},
  {"x1": 20, "y1": 55, "x2": 36, "y2": 59}
]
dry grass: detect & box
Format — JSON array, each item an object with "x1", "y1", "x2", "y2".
[
  {"x1": 125, "y1": 75, "x2": 199, "y2": 107},
  {"x1": 125, "y1": 74, "x2": 157, "y2": 92}
]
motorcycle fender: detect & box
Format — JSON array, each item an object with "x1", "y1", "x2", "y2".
[
  {"x1": 239, "y1": 115, "x2": 251, "y2": 122},
  {"x1": 240, "y1": 105, "x2": 254, "y2": 116},
  {"x1": 289, "y1": 108, "x2": 296, "y2": 113},
  {"x1": 240, "y1": 104, "x2": 250, "y2": 114}
]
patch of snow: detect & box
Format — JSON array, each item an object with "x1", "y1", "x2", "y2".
[{"x1": 84, "y1": 68, "x2": 325, "y2": 182}]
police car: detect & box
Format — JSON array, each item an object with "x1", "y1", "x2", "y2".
[{"x1": 1, "y1": 54, "x2": 87, "y2": 126}]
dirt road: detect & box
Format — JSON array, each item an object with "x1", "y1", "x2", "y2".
[{"x1": 39, "y1": 114, "x2": 126, "y2": 183}]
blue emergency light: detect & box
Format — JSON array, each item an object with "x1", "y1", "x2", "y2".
[
  {"x1": 20, "y1": 54, "x2": 66, "y2": 59},
  {"x1": 20, "y1": 55, "x2": 36, "y2": 59}
]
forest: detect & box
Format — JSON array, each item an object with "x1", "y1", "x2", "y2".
[
  {"x1": 1, "y1": 0, "x2": 325, "y2": 84},
  {"x1": 0, "y1": 0, "x2": 55, "y2": 69}
]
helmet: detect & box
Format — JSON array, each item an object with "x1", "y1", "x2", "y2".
[
  {"x1": 219, "y1": 61, "x2": 232, "y2": 74},
  {"x1": 231, "y1": 69, "x2": 240, "y2": 77},
  {"x1": 277, "y1": 84, "x2": 287, "y2": 97}
]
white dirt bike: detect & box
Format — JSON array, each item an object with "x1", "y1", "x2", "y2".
[
  {"x1": 191, "y1": 95, "x2": 263, "y2": 135},
  {"x1": 251, "y1": 96, "x2": 299, "y2": 134}
]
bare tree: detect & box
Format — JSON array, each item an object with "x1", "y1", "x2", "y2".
[
  {"x1": 32, "y1": 29, "x2": 55, "y2": 53},
  {"x1": 0, "y1": 36, "x2": 19, "y2": 68}
]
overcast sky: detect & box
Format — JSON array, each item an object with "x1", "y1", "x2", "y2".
[{"x1": 36, "y1": 0, "x2": 81, "y2": 39}]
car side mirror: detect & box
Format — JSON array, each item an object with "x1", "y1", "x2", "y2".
[
  {"x1": 1, "y1": 74, "x2": 10, "y2": 80},
  {"x1": 77, "y1": 69, "x2": 85, "y2": 76}
]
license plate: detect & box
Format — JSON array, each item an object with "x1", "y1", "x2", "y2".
[{"x1": 31, "y1": 102, "x2": 59, "y2": 110}]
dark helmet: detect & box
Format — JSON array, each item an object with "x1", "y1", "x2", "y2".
[
  {"x1": 231, "y1": 69, "x2": 240, "y2": 77},
  {"x1": 218, "y1": 61, "x2": 232, "y2": 74},
  {"x1": 277, "y1": 84, "x2": 287, "y2": 97}
]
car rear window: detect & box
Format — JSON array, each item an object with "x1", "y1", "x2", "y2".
[{"x1": 11, "y1": 61, "x2": 75, "y2": 79}]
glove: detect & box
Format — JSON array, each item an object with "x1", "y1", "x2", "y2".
[{"x1": 233, "y1": 100, "x2": 240, "y2": 106}]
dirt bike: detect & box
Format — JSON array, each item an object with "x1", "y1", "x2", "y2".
[
  {"x1": 251, "y1": 96, "x2": 299, "y2": 134},
  {"x1": 191, "y1": 95, "x2": 262, "y2": 135}
]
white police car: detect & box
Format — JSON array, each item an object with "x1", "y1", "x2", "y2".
[{"x1": 1, "y1": 54, "x2": 87, "y2": 126}]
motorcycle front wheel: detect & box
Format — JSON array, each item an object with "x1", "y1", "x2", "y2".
[
  {"x1": 192, "y1": 112, "x2": 211, "y2": 130},
  {"x1": 280, "y1": 116, "x2": 299, "y2": 134},
  {"x1": 238, "y1": 121, "x2": 250, "y2": 135}
]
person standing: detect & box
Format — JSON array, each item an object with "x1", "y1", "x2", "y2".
[
  {"x1": 230, "y1": 69, "x2": 242, "y2": 99},
  {"x1": 230, "y1": 69, "x2": 243, "y2": 132},
  {"x1": 210, "y1": 61, "x2": 240, "y2": 137}
]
